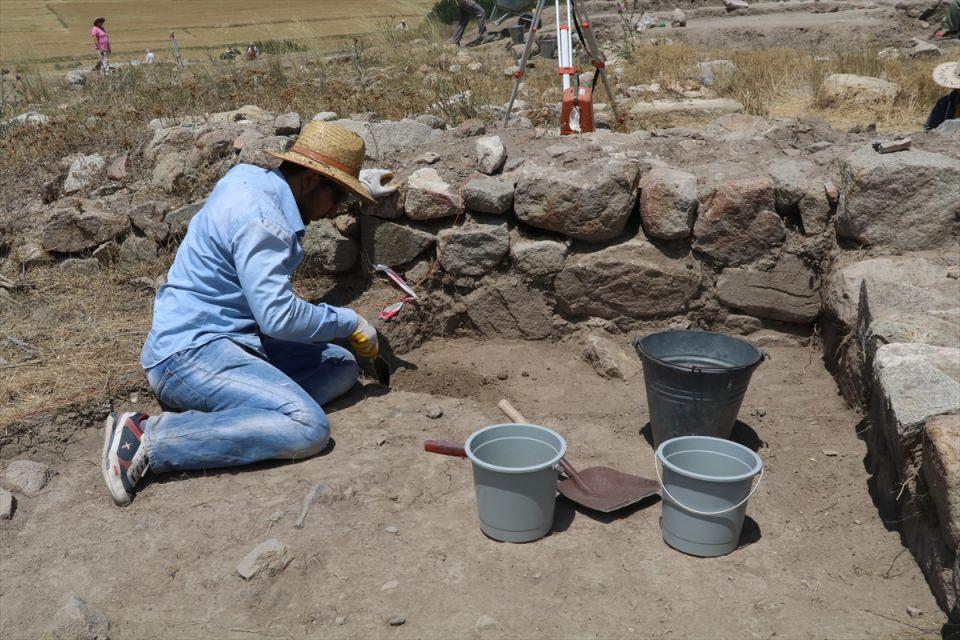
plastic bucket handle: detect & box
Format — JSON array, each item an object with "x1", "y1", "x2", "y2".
[{"x1": 655, "y1": 458, "x2": 763, "y2": 517}]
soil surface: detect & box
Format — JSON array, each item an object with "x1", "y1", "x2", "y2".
[{"x1": 0, "y1": 336, "x2": 946, "y2": 638}]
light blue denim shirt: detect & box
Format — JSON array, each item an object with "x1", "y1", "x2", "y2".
[{"x1": 141, "y1": 164, "x2": 358, "y2": 369}]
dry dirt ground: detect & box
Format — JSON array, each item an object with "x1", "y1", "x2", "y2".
[{"x1": 0, "y1": 337, "x2": 947, "y2": 639}]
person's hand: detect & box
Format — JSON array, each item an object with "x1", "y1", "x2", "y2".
[
  {"x1": 349, "y1": 316, "x2": 379, "y2": 359},
  {"x1": 359, "y1": 169, "x2": 398, "y2": 201}
]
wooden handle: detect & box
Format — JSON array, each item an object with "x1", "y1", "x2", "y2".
[
  {"x1": 497, "y1": 399, "x2": 528, "y2": 423},
  {"x1": 424, "y1": 440, "x2": 467, "y2": 458}
]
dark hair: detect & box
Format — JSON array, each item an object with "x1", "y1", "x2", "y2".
[
  {"x1": 279, "y1": 160, "x2": 322, "y2": 180},
  {"x1": 93, "y1": 17, "x2": 105, "y2": 26}
]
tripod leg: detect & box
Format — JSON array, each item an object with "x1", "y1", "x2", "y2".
[
  {"x1": 571, "y1": 0, "x2": 620, "y2": 123},
  {"x1": 504, "y1": 0, "x2": 548, "y2": 126}
]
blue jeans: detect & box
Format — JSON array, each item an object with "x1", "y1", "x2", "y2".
[{"x1": 143, "y1": 337, "x2": 358, "y2": 473}]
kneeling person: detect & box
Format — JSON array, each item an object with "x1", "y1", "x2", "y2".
[{"x1": 102, "y1": 122, "x2": 382, "y2": 506}]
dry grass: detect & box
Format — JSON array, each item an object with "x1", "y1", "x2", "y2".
[
  {"x1": 0, "y1": 266, "x2": 159, "y2": 428},
  {"x1": 618, "y1": 42, "x2": 944, "y2": 131},
  {"x1": 0, "y1": 0, "x2": 437, "y2": 66}
]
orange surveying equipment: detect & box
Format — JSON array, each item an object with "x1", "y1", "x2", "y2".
[{"x1": 504, "y1": 0, "x2": 619, "y2": 135}]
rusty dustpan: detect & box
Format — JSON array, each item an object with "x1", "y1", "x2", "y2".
[{"x1": 496, "y1": 399, "x2": 660, "y2": 513}]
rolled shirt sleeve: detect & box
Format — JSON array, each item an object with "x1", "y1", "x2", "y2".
[{"x1": 232, "y1": 218, "x2": 358, "y2": 343}]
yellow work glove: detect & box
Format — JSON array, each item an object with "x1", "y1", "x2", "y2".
[{"x1": 349, "y1": 316, "x2": 379, "y2": 359}]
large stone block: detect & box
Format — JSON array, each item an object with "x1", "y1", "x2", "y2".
[
  {"x1": 717, "y1": 254, "x2": 820, "y2": 323},
  {"x1": 41, "y1": 207, "x2": 129, "y2": 253},
  {"x1": 301, "y1": 220, "x2": 358, "y2": 274},
  {"x1": 329, "y1": 119, "x2": 439, "y2": 161},
  {"x1": 924, "y1": 414, "x2": 960, "y2": 551},
  {"x1": 514, "y1": 159, "x2": 640, "y2": 242},
  {"x1": 510, "y1": 234, "x2": 568, "y2": 278},
  {"x1": 463, "y1": 175, "x2": 514, "y2": 215},
  {"x1": 555, "y1": 239, "x2": 701, "y2": 320},
  {"x1": 692, "y1": 176, "x2": 785, "y2": 265},
  {"x1": 360, "y1": 217, "x2": 435, "y2": 267},
  {"x1": 63, "y1": 154, "x2": 106, "y2": 194},
  {"x1": 871, "y1": 343, "x2": 960, "y2": 476},
  {"x1": 820, "y1": 74, "x2": 901, "y2": 104},
  {"x1": 464, "y1": 281, "x2": 554, "y2": 339},
  {"x1": 767, "y1": 158, "x2": 832, "y2": 235},
  {"x1": 837, "y1": 146, "x2": 960, "y2": 250},
  {"x1": 405, "y1": 168, "x2": 461, "y2": 220},
  {"x1": 639, "y1": 166, "x2": 698, "y2": 240},
  {"x1": 437, "y1": 219, "x2": 509, "y2": 277}
]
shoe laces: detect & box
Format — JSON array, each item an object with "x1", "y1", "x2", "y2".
[{"x1": 128, "y1": 444, "x2": 150, "y2": 487}]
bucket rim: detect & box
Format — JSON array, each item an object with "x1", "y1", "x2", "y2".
[
  {"x1": 634, "y1": 330, "x2": 764, "y2": 374},
  {"x1": 656, "y1": 435, "x2": 762, "y2": 483},
  {"x1": 465, "y1": 422, "x2": 567, "y2": 474}
]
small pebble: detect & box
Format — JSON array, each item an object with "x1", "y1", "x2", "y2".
[
  {"x1": 335, "y1": 616, "x2": 347, "y2": 625},
  {"x1": 426, "y1": 406, "x2": 443, "y2": 419},
  {"x1": 376, "y1": 436, "x2": 387, "y2": 446},
  {"x1": 906, "y1": 606, "x2": 922, "y2": 618},
  {"x1": 521, "y1": 371, "x2": 530, "y2": 377},
  {"x1": 385, "y1": 526, "x2": 399, "y2": 534},
  {"x1": 381, "y1": 580, "x2": 399, "y2": 591},
  {"x1": 497, "y1": 371, "x2": 509, "y2": 380},
  {"x1": 476, "y1": 614, "x2": 497, "y2": 630},
  {"x1": 822, "y1": 449, "x2": 838, "y2": 457},
  {"x1": 388, "y1": 616, "x2": 406, "y2": 626}
]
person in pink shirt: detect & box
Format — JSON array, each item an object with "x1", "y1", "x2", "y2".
[{"x1": 91, "y1": 17, "x2": 111, "y2": 76}]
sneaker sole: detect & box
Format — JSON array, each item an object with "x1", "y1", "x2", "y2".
[{"x1": 101, "y1": 412, "x2": 133, "y2": 506}]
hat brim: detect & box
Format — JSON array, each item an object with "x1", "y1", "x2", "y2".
[
  {"x1": 932, "y1": 62, "x2": 960, "y2": 89},
  {"x1": 266, "y1": 149, "x2": 377, "y2": 205}
]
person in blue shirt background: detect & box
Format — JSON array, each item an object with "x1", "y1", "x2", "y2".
[{"x1": 101, "y1": 121, "x2": 395, "y2": 506}]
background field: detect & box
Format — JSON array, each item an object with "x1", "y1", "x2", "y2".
[{"x1": 0, "y1": 0, "x2": 437, "y2": 65}]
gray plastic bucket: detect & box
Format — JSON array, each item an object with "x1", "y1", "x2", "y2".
[
  {"x1": 539, "y1": 37, "x2": 557, "y2": 59},
  {"x1": 507, "y1": 24, "x2": 526, "y2": 44},
  {"x1": 465, "y1": 423, "x2": 566, "y2": 543},
  {"x1": 635, "y1": 330, "x2": 764, "y2": 447},
  {"x1": 656, "y1": 436, "x2": 763, "y2": 557}
]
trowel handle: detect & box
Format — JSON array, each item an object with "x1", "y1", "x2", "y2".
[
  {"x1": 497, "y1": 399, "x2": 528, "y2": 423},
  {"x1": 424, "y1": 440, "x2": 467, "y2": 458}
]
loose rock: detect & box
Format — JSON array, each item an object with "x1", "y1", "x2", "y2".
[
  {"x1": 152, "y1": 151, "x2": 193, "y2": 194},
  {"x1": 583, "y1": 334, "x2": 641, "y2": 380},
  {"x1": 119, "y1": 235, "x2": 159, "y2": 266},
  {"x1": 165, "y1": 199, "x2": 207, "y2": 235},
  {"x1": 236, "y1": 538, "x2": 290, "y2": 580},
  {"x1": 476, "y1": 615, "x2": 498, "y2": 630},
  {"x1": 274, "y1": 112, "x2": 302, "y2": 135},
  {"x1": 0, "y1": 489, "x2": 14, "y2": 520},
  {"x1": 426, "y1": 406, "x2": 443, "y2": 419},
  {"x1": 63, "y1": 154, "x2": 106, "y2": 194},
  {"x1": 510, "y1": 235, "x2": 568, "y2": 278},
  {"x1": 820, "y1": 74, "x2": 900, "y2": 105},
  {"x1": 697, "y1": 60, "x2": 735, "y2": 87},
  {"x1": 106, "y1": 154, "x2": 129, "y2": 181},
  {"x1": 476, "y1": 136, "x2": 507, "y2": 175},
  {"x1": 50, "y1": 596, "x2": 108, "y2": 640},
  {"x1": 388, "y1": 616, "x2": 406, "y2": 626}
]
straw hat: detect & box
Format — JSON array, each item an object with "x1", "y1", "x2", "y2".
[
  {"x1": 932, "y1": 61, "x2": 960, "y2": 89},
  {"x1": 267, "y1": 121, "x2": 375, "y2": 205}
]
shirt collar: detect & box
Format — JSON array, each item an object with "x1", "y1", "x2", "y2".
[{"x1": 267, "y1": 168, "x2": 305, "y2": 237}]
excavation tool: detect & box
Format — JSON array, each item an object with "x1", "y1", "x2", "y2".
[
  {"x1": 424, "y1": 401, "x2": 658, "y2": 514},
  {"x1": 504, "y1": 0, "x2": 620, "y2": 133},
  {"x1": 168, "y1": 32, "x2": 185, "y2": 69}
]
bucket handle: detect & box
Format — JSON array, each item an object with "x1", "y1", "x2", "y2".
[{"x1": 654, "y1": 459, "x2": 763, "y2": 517}]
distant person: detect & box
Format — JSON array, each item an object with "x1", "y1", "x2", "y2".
[
  {"x1": 144, "y1": 49, "x2": 155, "y2": 64},
  {"x1": 452, "y1": 0, "x2": 487, "y2": 47},
  {"x1": 929, "y1": 0, "x2": 959, "y2": 40},
  {"x1": 397, "y1": 19, "x2": 409, "y2": 32},
  {"x1": 925, "y1": 61, "x2": 960, "y2": 130},
  {"x1": 91, "y1": 17, "x2": 111, "y2": 76},
  {"x1": 245, "y1": 43, "x2": 259, "y2": 60}
]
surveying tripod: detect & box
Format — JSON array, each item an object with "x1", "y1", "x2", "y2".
[{"x1": 504, "y1": 0, "x2": 620, "y2": 133}]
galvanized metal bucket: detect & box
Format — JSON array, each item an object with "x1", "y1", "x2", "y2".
[
  {"x1": 635, "y1": 330, "x2": 765, "y2": 447},
  {"x1": 465, "y1": 423, "x2": 566, "y2": 543}
]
